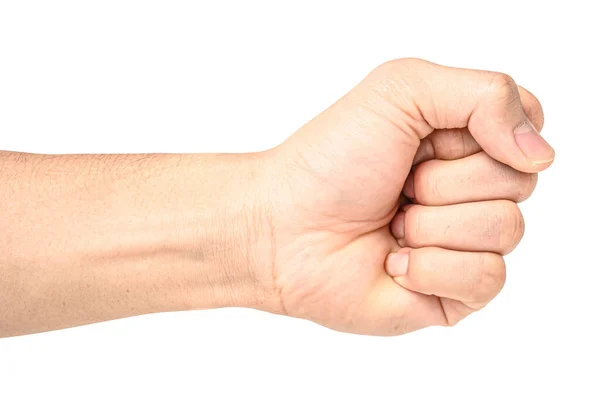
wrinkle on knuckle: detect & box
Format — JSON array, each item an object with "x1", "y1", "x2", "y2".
[
  {"x1": 370, "y1": 59, "x2": 421, "y2": 95},
  {"x1": 488, "y1": 73, "x2": 520, "y2": 106},
  {"x1": 498, "y1": 201, "x2": 525, "y2": 253},
  {"x1": 468, "y1": 254, "x2": 506, "y2": 303},
  {"x1": 458, "y1": 130, "x2": 469, "y2": 159},
  {"x1": 363, "y1": 59, "x2": 434, "y2": 141},
  {"x1": 440, "y1": 129, "x2": 468, "y2": 159},
  {"x1": 451, "y1": 129, "x2": 468, "y2": 159},
  {"x1": 491, "y1": 160, "x2": 537, "y2": 203},
  {"x1": 516, "y1": 172, "x2": 538, "y2": 202}
]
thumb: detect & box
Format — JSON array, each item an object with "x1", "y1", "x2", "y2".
[{"x1": 351, "y1": 58, "x2": 554, "y2": 173}]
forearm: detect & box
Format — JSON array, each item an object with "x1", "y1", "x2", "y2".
[{"x1": 0, "y1": 150, "x2": 276, "y2": 337}]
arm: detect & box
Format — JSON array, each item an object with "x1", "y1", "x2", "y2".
[
  {"x1": 1, "y1": 59, "x2": 554, "y2": 338},
  {"x1": 0, "y1": 151, "x2": 278, "y2": 337}
]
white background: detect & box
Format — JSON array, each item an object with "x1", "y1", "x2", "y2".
[{"x1": 1, "y1": 1, "x2": 598, "y2": 398}]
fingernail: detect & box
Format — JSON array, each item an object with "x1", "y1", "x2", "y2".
[
  {"x1": 514, "y1": 122, "x2": 555, "y2": 165},
  {"x1": 403, "y1": 173, "x2": 415, "y2": 198},
  {"x1": 391, "y1": 212, "x2": 405, "y2": 238},
  {"x1": 386, "y1": 252, "x2": 409, "y2": 276}
]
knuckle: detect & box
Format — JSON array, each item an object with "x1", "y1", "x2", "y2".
[
  {"x1": 375, "y1": 58, "x2": 428, "y2": 74},
  {"x1": 489, "y1": 72, "x2": 519, "y2": 102},
  {"x1": 370, "y1": 59, "x2": 410, "y2": 86},
  {"x1": 468, "y1": 254, "x2": 506, "y2": 303},
  {"x1": 493, "y1": 161, "x2": 538, "y2": 203},
  {"x1": 515, "y1": 172, "x2": 538, "y2": 202},
  {"x1": 497, "y1": 201, "x2": 525, "y2": 254},
  {"x1": 369, "y1": 58, "x2": 431, "y2": 96}
]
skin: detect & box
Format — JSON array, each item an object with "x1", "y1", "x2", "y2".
[{"x1": 0, "y1": 58, "x2": 554, "y2": 338}]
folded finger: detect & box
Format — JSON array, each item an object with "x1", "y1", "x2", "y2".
[
  {"x1": 391, "y1": 200, "x2": 525, "y2": 255},
  {"x1": 404, "y1": 152, "x2": 538, "y2": 205},
  {"x1": 385, "y1": 247, "x2": 506, "y2": 309}
]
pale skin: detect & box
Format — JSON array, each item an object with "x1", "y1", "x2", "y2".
[{"x1": 0, "y1": 59, "x2": 554, "y2": 338}]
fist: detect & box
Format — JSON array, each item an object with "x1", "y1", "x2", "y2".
[
  {"x1": 387, "y1": 141, "x2": 538, "y2": 324},
  {"x1": 255, "y1": 58, "x2": 553, "y2": 335}
]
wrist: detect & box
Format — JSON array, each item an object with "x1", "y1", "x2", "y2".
[{"x1": 175, "y1": 152, "x2": 280, "y2": 314}]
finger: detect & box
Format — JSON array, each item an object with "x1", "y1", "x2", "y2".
[
  {"x1": 518, "y1": 85, "x2": 544, "y2": 132},
  {"x1": 413, "y1": 86, "x2": 544, "y2": 165},
  {"x1": 412, "y1": 128, "x2": 481, "y2": 165},
  {"x1": 385, "y1": 247, "x2": 505, "y2": 310},
  {"x1": 404, "y1": 152, "x2": 538, "y2": 205},
  {"x1": 390, "y1": 200, "x2": 525, "y2": 255},
  {"x1": 412, "y1": 85, "x2": 544, "y2": 165},
  {"x1": 361, "y1": 59, "x2": 554, "y2": 172}
]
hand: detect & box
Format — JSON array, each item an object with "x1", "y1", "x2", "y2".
[
  {"x1": 254, "y1": 58, "x2": 553, "y2": 335},
  {"x1": 0, "y1": 59, "x2": 553, "y2": 338}
]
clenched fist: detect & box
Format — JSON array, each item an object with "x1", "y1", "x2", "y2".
[
  {"x1": 0, "y1": 58, "x2": 554, "y2": 337},
  {"x1": 250, "y1": 58, "x2": 553, "y2": 335}
]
